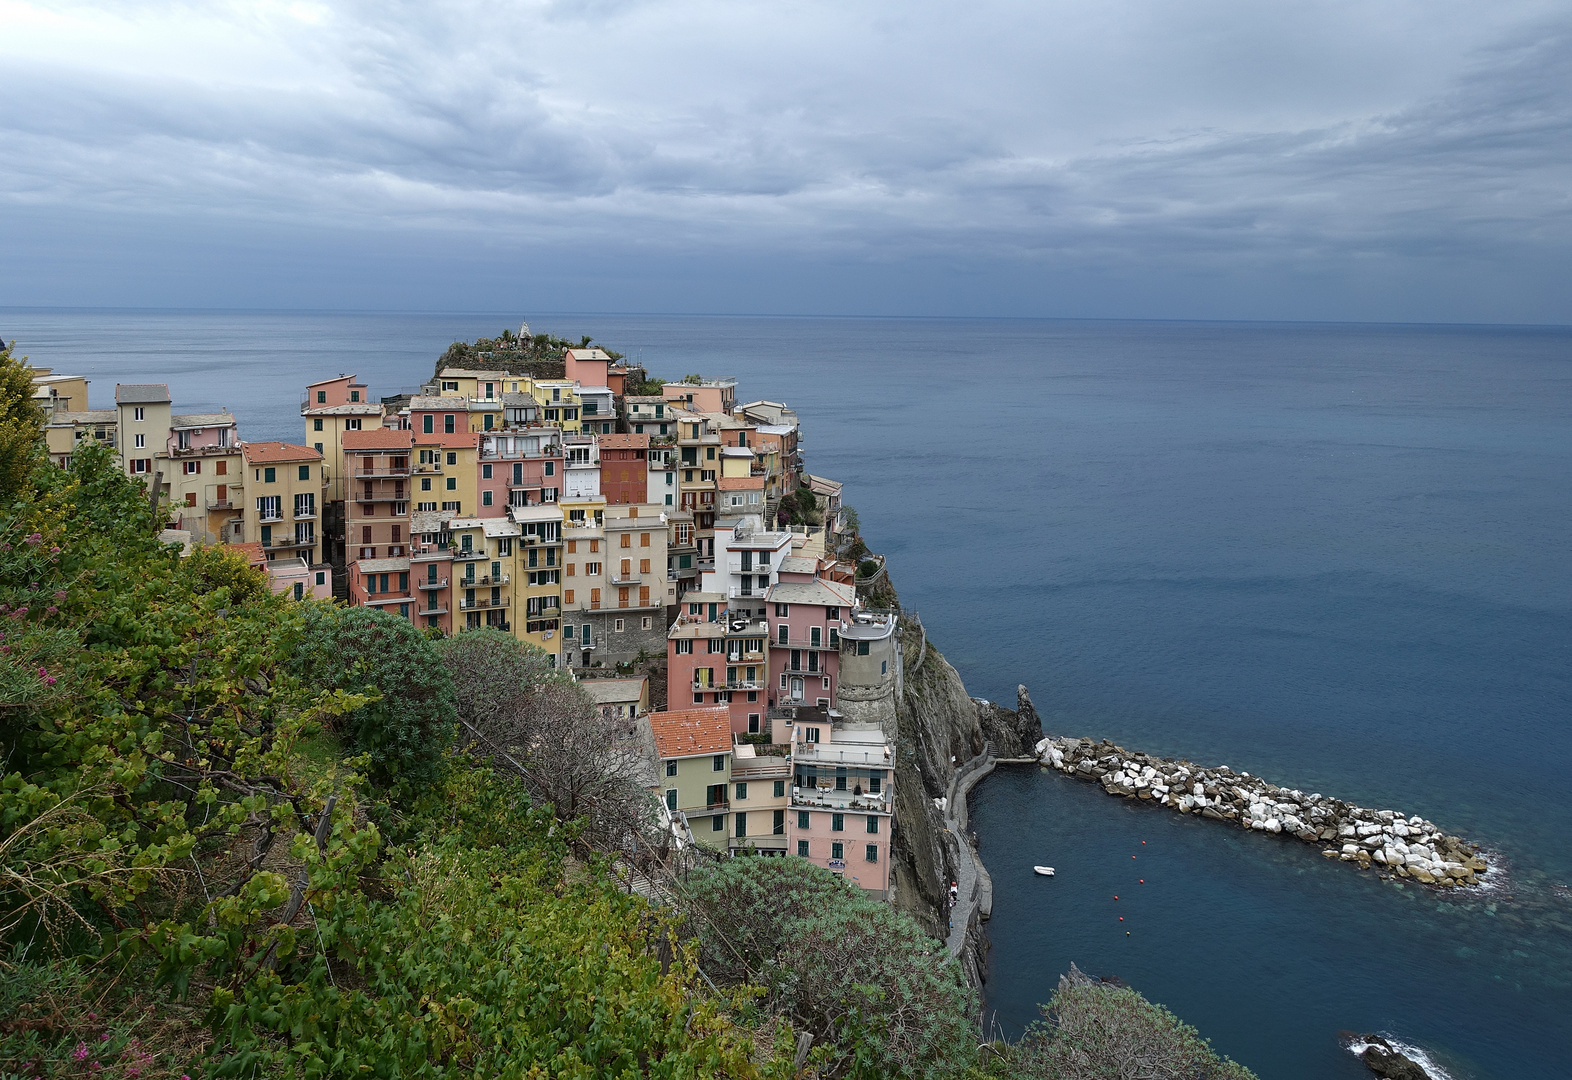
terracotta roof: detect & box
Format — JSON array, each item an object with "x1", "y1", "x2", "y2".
[
  {"x1": 228, "y1": 541, "x2": 268, "y2": 567},
  {"x1": 599, "y1": 433, "x2": 650, "y2": 450},
  {"x1": 114, "y1": 383, "x2": 170, "y2": 404},
  {"x1": 649, "y1": 708, "x2": 732, "y2": 759},
  {"x1": 718, "y1": 475, "x2": 764, "y2": 490},
  {"x1": 343, "y1": 428, "x2": 414, "y2": 450},
  {"x1": 243, "y1": 441, "x2": 322, "y2": 463}
]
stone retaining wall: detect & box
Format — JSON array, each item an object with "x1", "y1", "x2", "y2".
[{"x1": 1037, "y1": 736, "x2": 1491, "y2": 888}]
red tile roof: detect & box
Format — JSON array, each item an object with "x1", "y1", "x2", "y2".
[
  {"x1": 599, "y1": 433, "x2": 650, "y2": 449},
  {"x1": 649, "y1": 708, "x2": 732, "y2": 759},
  {"x1": 228, "y1": 541, "x2": 268, "y2": 567},
  {"x1": 343, "y1": 428, "x2": 413, "y2": 450},
  {"x1": 717, "y1": 475, "x2": 764, "y2": 490},
  {"x1": 242, "y1": 441, "x2": 322, "y2": 463}
]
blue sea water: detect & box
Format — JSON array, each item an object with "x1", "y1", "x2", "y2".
[{"x1": 4, "y1": 310, "x2": 1570, "y2": 1079}]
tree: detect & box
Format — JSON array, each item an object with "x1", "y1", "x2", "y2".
[
  {"x1": 1009, "y1": 965, "x2": 1257, "y2": 1080},
  {"x1": 0, "y1": 346, "x2": 43, "y2": 502},
  {"x1": 434, "y1": 627, "x2": 556, "y2": 730},
  {"x1": 677, "y1": 856, "x2": 978, "y2": 1080},
  {"x1": 290, "y1": 604, "x2": 458, "y2": 790}
]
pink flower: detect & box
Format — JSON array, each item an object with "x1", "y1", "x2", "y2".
[
  {"x1": 73, "y1": 1042, "x2": 89, "y2": 1061},
  {"x1": 46, "y1": 606, "x2": 58, "y2": 615},
  {"x1": 23, "y1": 532, "x2": 42, "y2": 544},
  {"x1": 54, "y1": 591, "x2": 67, "y2": 602}
]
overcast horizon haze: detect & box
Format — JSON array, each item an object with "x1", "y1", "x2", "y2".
[{"x1": 4, "y1": 1, "x2": 1570, "y2": 324}]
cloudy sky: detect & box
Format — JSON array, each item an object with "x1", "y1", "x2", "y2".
[{"x1": 3, "y1": 0, "x2": 1569, "y2": 320}]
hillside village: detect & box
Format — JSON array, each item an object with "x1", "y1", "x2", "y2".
[{"x1": 34, "y1": 343, "x2": 903, "y2": 896}]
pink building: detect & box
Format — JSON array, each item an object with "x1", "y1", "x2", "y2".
[
  {"x1": 767, "y1": 576, "x2": 854, "y2": 714},
  {"x1": 478, "y1": 429, "x2": 564, "y2": 513},
  {"x1": 666, "y1": 594, "x2": 773, "y2": 736},
  {"x1": 787, "y1": 722, "x2": 894, "y2": 899}
]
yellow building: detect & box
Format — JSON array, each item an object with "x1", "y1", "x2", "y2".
[
  {"x1": 30, "y1": 369, "x2": 90, "y2": 418},
  {"x1": 301, "y1": 375, "x2": 384, "y2": 506},
  {"x1": 649, "y1": 707, "x2": 735, "y2": 852},
  {"x1": 510, "y1": 504, "x2": 565, "y2": 661},
  {"x1": 412, "y1": 431, "x2": 480, "y2": 518},
  {"x1": 240, "y1": 442, "x2": 327, "y2": 566},
  {"x1": 447, "y1": 517, "x2": 518, "y2": 634}
]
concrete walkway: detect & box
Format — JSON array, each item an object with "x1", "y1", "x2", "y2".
[{"x1": 944, "y1": 747, "x2": 997, "y2": 957}]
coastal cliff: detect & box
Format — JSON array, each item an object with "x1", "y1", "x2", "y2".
[{"x1": 881, "y1": 571, "x2": 1043, "y2": 982}]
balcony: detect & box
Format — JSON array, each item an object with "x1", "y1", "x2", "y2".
[
  {"x1": 417, "y1": 577, "x2": 448, "y2": 589},
  {"x1": 364, "y1": 592, "x2": 414, "y2": 605},
  {"x1": 420, "y1": 604, "x2": 448, "y2": 616},
  {"x1": 355, "y1": 467, "x2": 411, "y2": 478},
  {"x1": 170, "y1": 443, "x2": 237, "y2": 458},
  {"x1": 610, "y1": 572, "x2": 641, "y2": 585},
  {"x1": 355, "y1": 491, "x2": 407, "y2": 503},
  {"x1": 205, "y1": 498, "x2": 233, "y2": 511},
  {"x1": 263, "y1": 536, "x2": 315, "y2": 550},
  {"x1": 772, "y1": 635, "x2": 838, "y2": 651},
  {"x1": 451, "y1": 548, "x2": 488, "y2": 562},
  {"x1": 293, "y1": 511, "x2": 318, "y2": 521},
  {"x1": 457, "y1": 596, "x2": 510, "y2": 610},
  {"x1": 455, "y1": 573, "x2": 509, "y2": 586},
  {"x1": 410, "y1": 544, "x2": 452, "y2": 562},
  {"x1": 256, "y1": 512, "x2": 285, "y2": 524}
]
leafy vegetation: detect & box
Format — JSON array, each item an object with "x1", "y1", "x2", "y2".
[
  {"x1": 436, "y1": 327, "x2": 625, "y2": 374},
  {"x1": 1007, "y1": 967, "x2": 1257, "y2": 1080},
  {"x1": 0, "y1": 346, "x2": 43, "y2": 501},
  {"x1": 676, "y1": 856, "x2": 980, "y2": 1080}
]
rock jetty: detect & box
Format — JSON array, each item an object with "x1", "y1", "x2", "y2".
[{"x1": 1036, "y1": 736, "x2": 1491, "y2": 887}]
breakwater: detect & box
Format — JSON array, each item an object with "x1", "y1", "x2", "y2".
[{"x1": 1035, "y1": 736, "x2": 1491, "y2": 887}]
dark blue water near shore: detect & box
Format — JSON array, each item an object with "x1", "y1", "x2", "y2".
[{"x1": 5, "y1": 310, "x2": 1570, "y2": 1078}]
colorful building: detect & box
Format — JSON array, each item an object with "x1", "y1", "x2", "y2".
[
  {"x1": 788, "y1": 722, "x2": 894, "y2": 898},
  {"x1": 240, "y1": 441, "x2": 327, "y2": 566},
  {"x1": 649, "y1": 707, "x2": 734, "y2": 852}
]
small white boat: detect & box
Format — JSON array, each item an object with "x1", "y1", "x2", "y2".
[{"x1": 1033, "y1": 865, "x2": 1056, "y2": 877}]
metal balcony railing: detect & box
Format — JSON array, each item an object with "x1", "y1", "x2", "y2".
[{"x1": 457, "y1": 596, "x2": 510, "y2": 610}]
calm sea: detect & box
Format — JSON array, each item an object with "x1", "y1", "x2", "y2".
[{"x1": 5, "y1": 310, "x2": 1570, "y2": 1079}]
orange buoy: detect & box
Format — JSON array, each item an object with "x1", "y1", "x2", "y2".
[
  {"x1": 1139, "y1": 879, "x2": 1145, "y2": 884},
  {"x1": 1142, "y1": 841, "x2": 1147, "y2": 845},
  {"x1": 1114, "y1": 895, "x2": 1119, "y2": 900},
  {"x1": 1119, "y1": 916, "x2": 1124, "y2": 921}
]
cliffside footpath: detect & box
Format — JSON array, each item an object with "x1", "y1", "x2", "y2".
[{"x1": 873, "y1": 567, "x2": 1042, "y2": 983}]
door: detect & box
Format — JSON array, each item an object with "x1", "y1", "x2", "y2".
[{"x1": 790, "y1": 676, "x2": 804, "y2": 700}]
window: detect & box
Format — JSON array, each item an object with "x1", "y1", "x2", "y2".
[
  {"x1": 797, "y1": 840, "x2": 809, "y2": 857},
  {"x1": 774, "y1": 810, "x2": 785, "y2": 835},
  {"x1": 735, "y1": 782, "x2": 748, "y2": 801},
  {"x1": 444, "y1": 415, "x2": 455, "y2": 433},
  {"x1": 446, "y1": 477, "x2": 456, "y2": 490},
  {"x1": 315, "y1": 571, "x2": 326, "y2": 586},
  {"x1": 315, "y1": 442, "x2": 323, "y2": 453},
  {"x1": 881, "y1": 660, "x2": 888, "y2": 674},
  {"x1": 544, "y1": 461, "x2": 554, "y2": 476},
  {"x1": 867, "y1": 816, "x2": 880, "y2": 834},
  {"x1": 831, "y1": 813, "x2": 844, "y2": 832},
  {"x1": 423, "y1": 415, "x2": 433, "y2": 434},
  {"x1": 711, "y1": 815, "x2": 725, "y2": 832},
  {"x1": 831, "y1": 842, "x2": 844, "y2": 861},
  {"x1": 773, "y1": 780, "x2": 785, "y2": 798},
  {"x1": 299, "y1": 465, "x2": 310, "y2": 481},
  {"x1": 869, "y1": 776, "x2": 882, "y2": 794},
  {"x1": 345, "y1": 419, "x2": 361, "y2": 431},
  {"x1": 215, "y1": 461, "x2": 226, "y2": 475},
  {"x1": 620, "y1": 533, "x2": 631, "y2": 548},
  {"x1": 482, "y1": 464, "x2": 492, "y2": 479},
  {"x1": 803, "y1": 727, "x2": 820, "y2": 744},
  {"x1": 264, "y1": 467, "x2": 276, "y2": 483},
  {"x1": 666, "y1": 789, "x2": 677, "y2": 810},
  {"x1": 775, "y1": 603, "x2": 789, "y2": 617},
  {"x1": 183, "y1": 460, "x2": 199, "y2": 475},
  {"x1": 316, "y1": 391, "x2": 327, "y2": 403},
  {"x1": 712, "y1": 754, "x2": 726, "y2": 772},
  {"x1": 641, "y1": 616, "x2": 652, "y2": 630},
  {"x1": 865, "y1": 844, "x2": 879, "y2": 863},
  {"x1": 133, "y1": 407, "x2": 145, "y2": 421},
  {"x1": 675, "y1": 639, "x2": 692, "y2": 654},
  {"x1": 735, "y1": 812, "x2": 746, "y2": 838},
  {"x1": 797, "y1": 811, "x2": 810, "y2": 830},
  {"x1": 857, "y1": 640, "x2": 871, "y2": 656},
  {"x1": 133, "y1": 433, "x2": 145, "y2": 448},
  {"x1": 614, "y1": 618, "x2": 624, "y2": 632},
  {"x1": 482, "y1": 490, "x2": 493, "y2": 506},
  {"x1": 421, "y1": 478, "x2": 431, "y2": 491},
  {"x1": 666, "y1": 761, "x2": 677, "y2": 777},
  {"x1": 350, "y1": 390, "x2": 360, "y2": 402}
]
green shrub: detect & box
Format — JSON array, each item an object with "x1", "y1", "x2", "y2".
[
  {"x1": 1009, "y1": 967, "x2": 1257, "y2": 1080},
  {"x1": 290, "y1": 604, "x2": 458, "y2": 791},
  {"x1": 678, "y1": 856, "x2": 977, "y2": 1079}
]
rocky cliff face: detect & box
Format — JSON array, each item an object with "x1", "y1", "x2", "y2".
[{"x1": 888, "y1": 620, "x2": 1043, "y2": 965}]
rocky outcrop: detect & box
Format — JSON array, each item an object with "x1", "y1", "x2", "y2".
[
  {"x1": 977, "y1": 685, "x2": 1043, "y2": 757},
  {"x1": 1037, "y1": 736, "x2": 1491, "y2": 887},
  {"x1": 1341, "y1": 1034, "x2": 1434, "y2": 1080}
]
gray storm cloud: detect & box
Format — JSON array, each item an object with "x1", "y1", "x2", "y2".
[{"x1": 2, "y1": 0, "x2": 1568, "y2": 318}]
